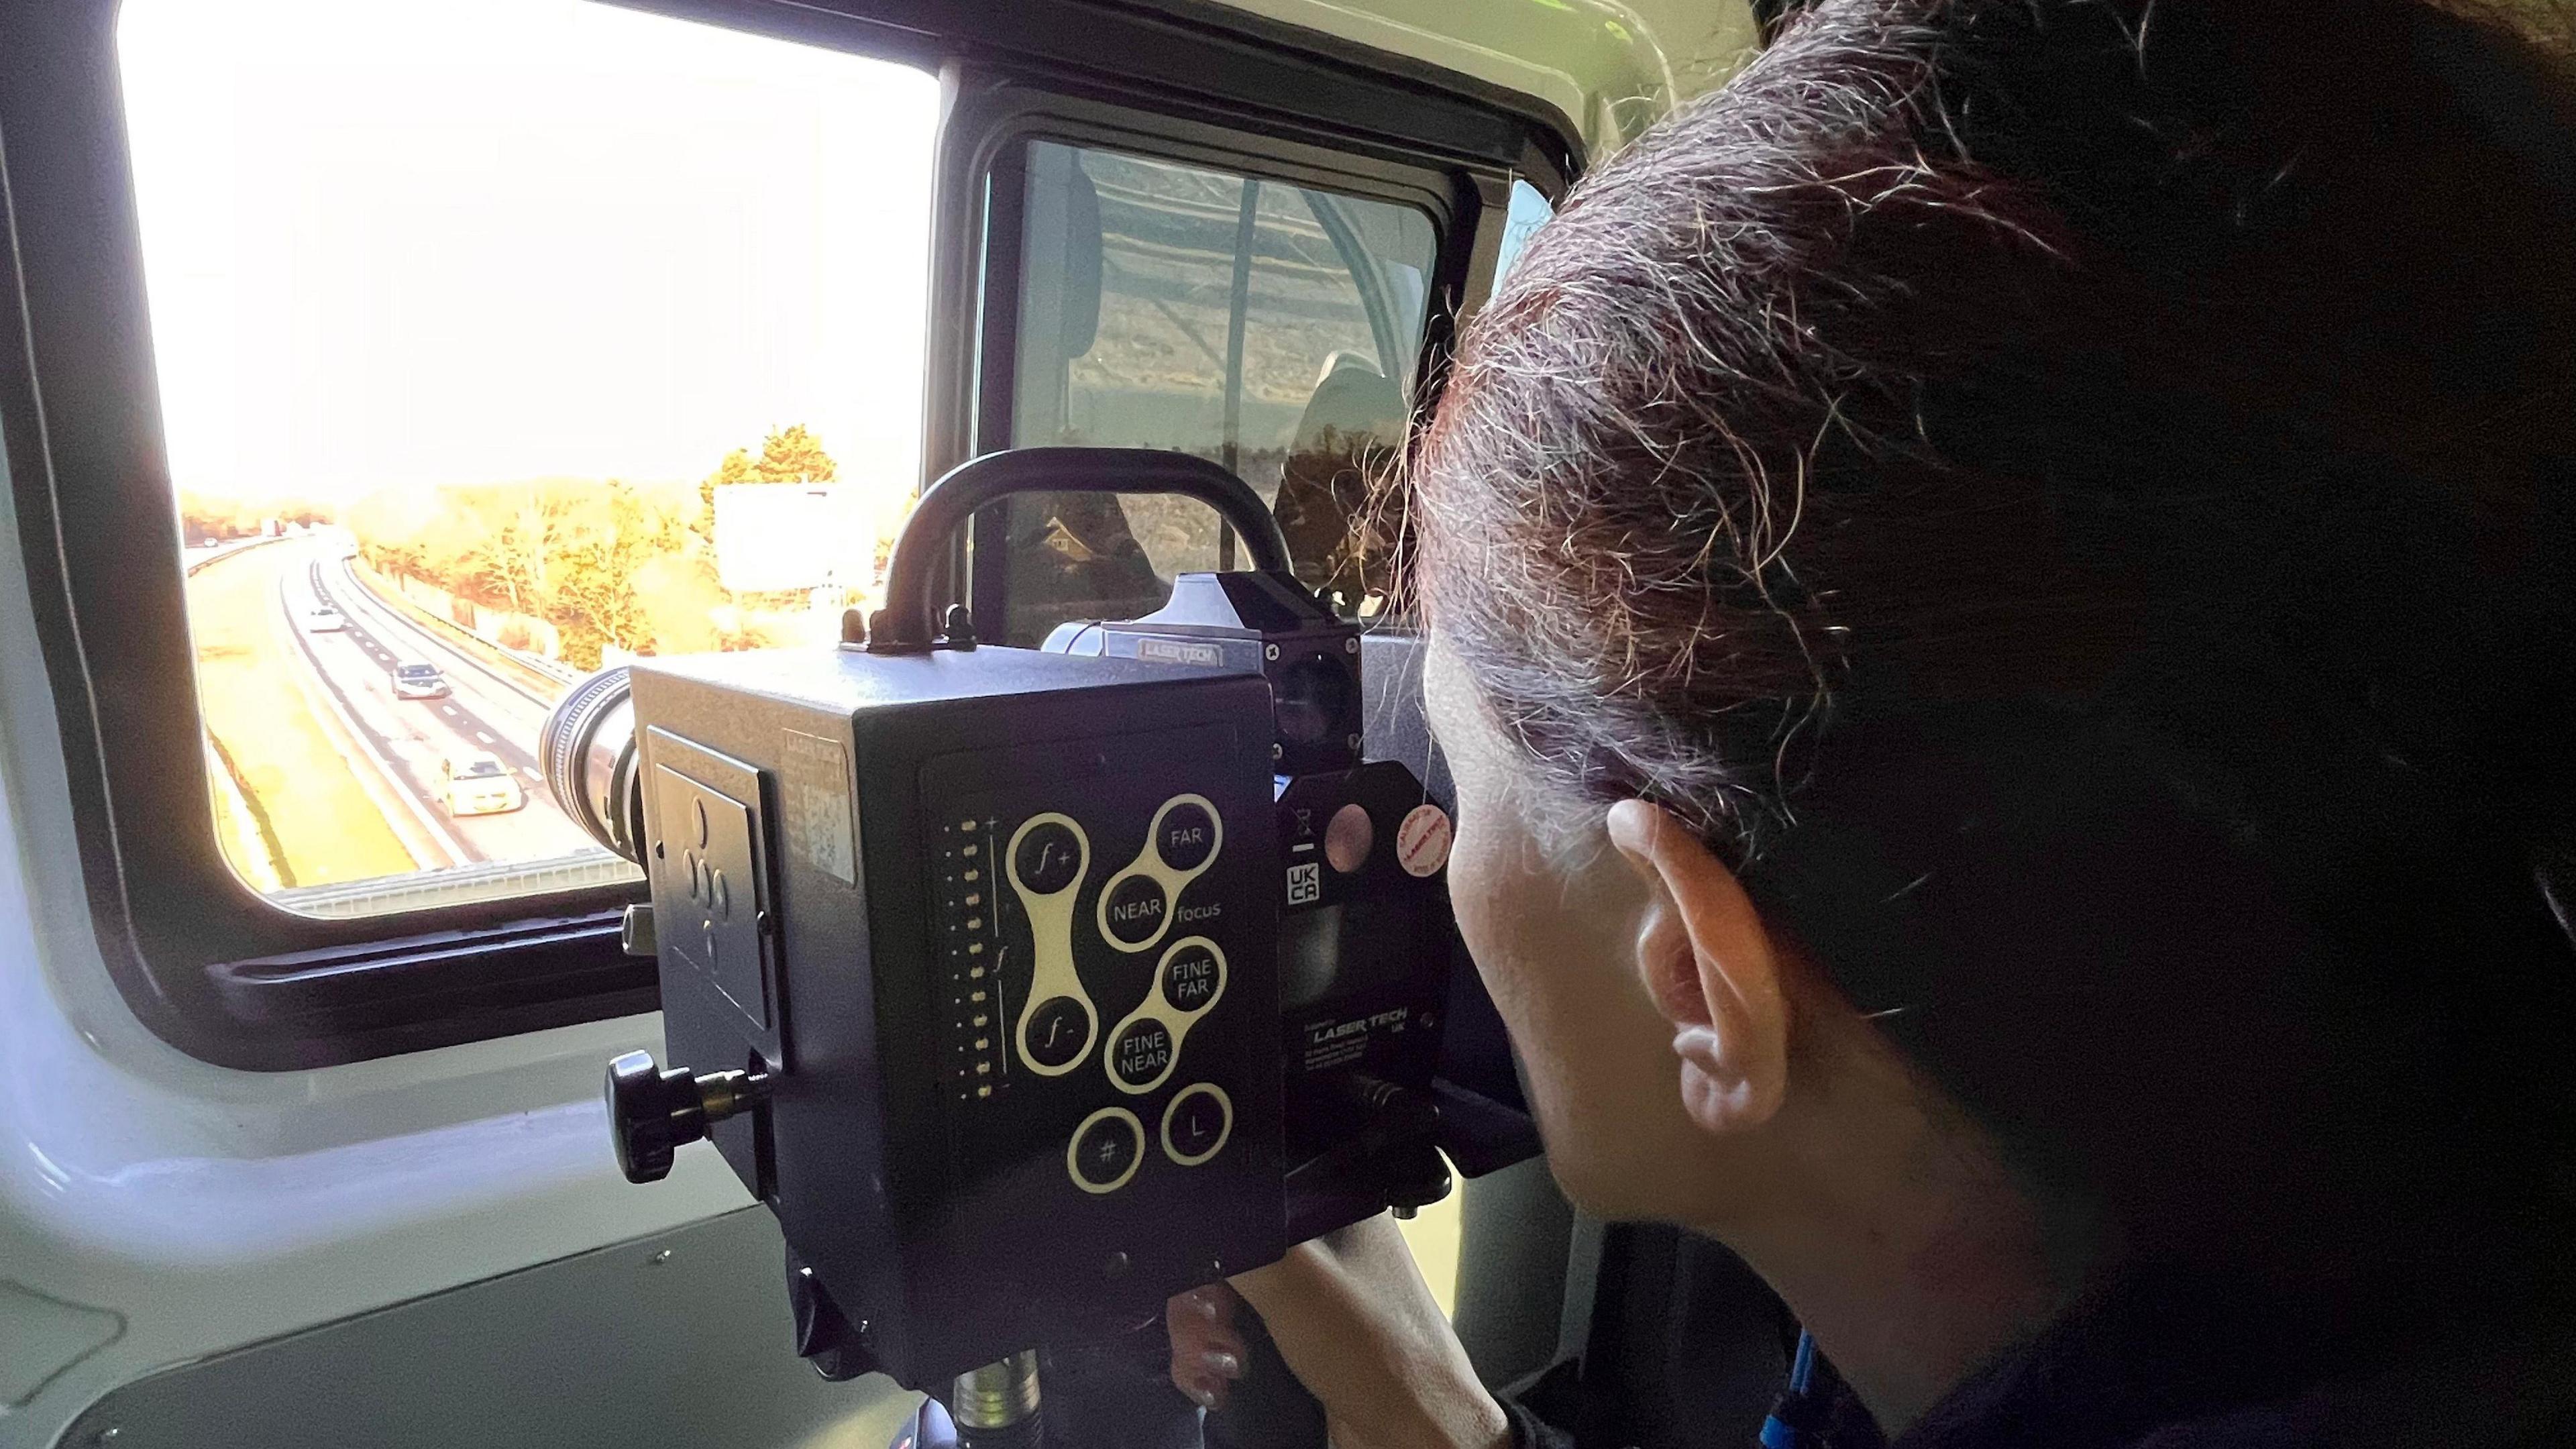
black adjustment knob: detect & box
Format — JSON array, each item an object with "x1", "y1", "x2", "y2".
[
  {"x1": 1379, "y1": 1140, "x2": 1454, "y2": 1220},
  {"x1": 1316, "y1": 1071, "x2": 1452, "y2": 1218},
  {"x1": 606, "y1": 1051, "x2": 700, "y2": 1183},
  {"x1": 604, "y1": 1050, "x2": 773, "y2": 1184}
]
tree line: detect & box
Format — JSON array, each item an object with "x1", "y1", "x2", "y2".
[
  {"x1": 347, "y1": 425, "x2": 847, "y2": 671},
  {"x1": 179, "y1": 493, "x2": 331, "y2": 544}
]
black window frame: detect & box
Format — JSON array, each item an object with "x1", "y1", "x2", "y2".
[{"x1": 0, "y1": 0, "x2": 1576, "y2": 1069}]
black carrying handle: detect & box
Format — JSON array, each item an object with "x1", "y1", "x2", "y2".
[{"x1": 874, "y1": 447, "x2": 1296, "y2": 650}]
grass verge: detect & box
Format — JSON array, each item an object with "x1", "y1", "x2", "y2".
[{"x1": 188, "y1": 546, "x2": 418, "y2": 888}]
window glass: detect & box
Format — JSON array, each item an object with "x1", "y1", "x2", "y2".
[
  {"x1": 120, "y1": 0, "x2": 939, "y2": 915},
  {"x1": 1495, "y1": 178, "x2": 1556, "y2": 280},
  {"x1": 1001, "y1": 142, "x2": 1436, "y2": 642}
]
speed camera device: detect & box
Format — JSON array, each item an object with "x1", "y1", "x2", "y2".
[{"x1": 544, "y1": 448, "x2": 1537, "y2": 1395}]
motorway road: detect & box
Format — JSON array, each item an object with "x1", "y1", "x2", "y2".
[{"x1": 271, "y1": 536, "x2": 596, "y2": 869}]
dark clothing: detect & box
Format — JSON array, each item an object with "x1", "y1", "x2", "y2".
[{"x1": 1508, "y1": 1269, "x2": 2576, "y2": 1449}]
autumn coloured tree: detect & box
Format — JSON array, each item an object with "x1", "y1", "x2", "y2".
[
  {"x1": 350, "y1": 425, "x2": 846, "y2": 670},
  {"x1": 549, "y1": 480, "x2": 678, "y2": 667},
  {"x1": 695, "y1": 423, "x2": 839, "y2": 543}
]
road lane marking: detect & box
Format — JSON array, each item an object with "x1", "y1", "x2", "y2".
[
  {"x1": 333, "y1": 556, "x2": 557, "y2": 712},
  {"x1": 268, "y1": 548, "x2": 472, "y2": 868},
  {"x1": 476, "y1": 731, "x2": 494, "y2": 745}
]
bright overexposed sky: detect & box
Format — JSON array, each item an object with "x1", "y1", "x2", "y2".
[{"x1": 117, "y1": 0, "x2": 939, "y2": 504}]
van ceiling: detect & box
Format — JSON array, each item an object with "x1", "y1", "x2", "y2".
[{"x1": 1188, "y1": 0, "x2": 1764, "y2": 162}]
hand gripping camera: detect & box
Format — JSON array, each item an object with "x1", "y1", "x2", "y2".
[{"x1": 541, "y1": 448, "x2": 1538, "y2": 1407}]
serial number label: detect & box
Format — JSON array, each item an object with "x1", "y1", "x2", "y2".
[{"x1": 780, "y1": 730, "x2": 856, "y2": 884}]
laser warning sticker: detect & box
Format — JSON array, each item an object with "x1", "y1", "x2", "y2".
[
  {"x1": 781, "y1": 729, "x2": 857, "y2": 885},
  {"x1": 1395, "y1": 804, "x2": 1453, "y2": 878}
]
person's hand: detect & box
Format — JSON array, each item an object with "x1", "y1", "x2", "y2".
[
  {"x1": 1171, "y1": 1214, "x2": 1509, "y2": 1449},
  {"x1": 1165, "y1": 1279, "x2": 1250, "y2": 1410}
]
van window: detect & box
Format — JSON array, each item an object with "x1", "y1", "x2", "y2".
[
  {"x1": 119, "y1": 0, "x2": 938, "y2": 914},
  {"x1": 998, "y1": 142, "x2": 1437, "y2": 641},
  {"x1": 1495, "y1": 178, "x2": 1556, "y2": 280}
]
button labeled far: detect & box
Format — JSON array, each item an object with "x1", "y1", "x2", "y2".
[
  {"x1": 1161, "y1": 1084, "x2": 1233, "y2": 1167},
  {"x1": 1157, "y1": 801, "x2": 1218, "y2": 871},
  {"x1": 1069, "y1": 1107, "x2": 1146, "y2": 1194}
]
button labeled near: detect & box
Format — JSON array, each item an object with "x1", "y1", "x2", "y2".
[
  {"x1": 1162, "y1": 941, "x2": 1223, "y2": 1013},
  {"x1": 1103, "y1": 875, "x2": 1167, "y2": 946},
  {"x1": 1157, "y1": 802, "x2": 1218, "y2": 871},
  {"x1": 1069, "y1": 1107, "x2": 1145, "y2": 1194},
  {"x1": 1112, "y1": 1019, "x2": 1175, "y2": 1089},
  {"x1": 1014, "y1": 820, "x2": 1083, "y2": 894},
  {"x1": 1024, "y1": 996, "x2": 1091, "y2": 1069},
  {"x1": 1161, "y1": 1084, "x2": 1233, "y2": 1167}
]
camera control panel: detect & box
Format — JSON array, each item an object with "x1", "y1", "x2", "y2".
[{"x1": 922, "y1": 743, "x2": 1277, "y2": 1234}]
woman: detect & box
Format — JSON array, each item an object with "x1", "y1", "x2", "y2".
[{"x1": 1171, "y1": 1, "x2": 2576, "y2": 1444}]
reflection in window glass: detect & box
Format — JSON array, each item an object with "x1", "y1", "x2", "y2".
[
  {"x1": 1004, "y1": 142, "x2": 1436, "y2": 642},
  {"x1": 120, "y1": 0, "x2": 939, "y2": 914}
]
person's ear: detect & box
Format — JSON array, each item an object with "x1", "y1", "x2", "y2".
[{"x1": 1605, "y1": 800, "x2": 1788, "y2": 1136}]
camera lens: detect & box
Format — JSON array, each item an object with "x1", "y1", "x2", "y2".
[
  {"x1": 539, "y1": 665, "x2": 646, "y2": 862},
  {"x1": 1272, "y1": 654, "x2": 1352, "y2": 749}
]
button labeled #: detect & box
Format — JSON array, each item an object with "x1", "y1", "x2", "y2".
[
  {"x1": 1103, "y1": 875, "x2": 1167, "y2": 946},
  {"x1": 1161, "y1": 1084, "x2": 1233, "y2": 1167},
  {"x1": 1069, "y1": 1107, "x2": 1145, "y2": 1193}
]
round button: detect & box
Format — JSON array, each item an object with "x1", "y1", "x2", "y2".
[
  {"x1": 1102, "y1": 874, "x2": 1168, "y2": 947},
  {"x1": 1112, "y1": 1019, "x2": 1175, "y2": 1089},
  {"x1": 1325, "y1": 802, "x2": 1374, "y2": 874},
  {"x1": 1157, "y1": 801, "x2": 1218, "y2": 871},
  {"x1": 1161, "y1": 1085, "x2": 1233, "y2": 1167},
  {"x1": 1024, "y1": 996, "x2": 1091, "y2": 1069},
  {"x1": 1161, "y1": 941, "x2": 1224, "y2": 1014},
  {"x1": 1068, "y1": 1108, "x2": 1144, "y2": 1194},
  {"x1": 1013, "y1": 820, "x2": 1082, "y2": 894}
]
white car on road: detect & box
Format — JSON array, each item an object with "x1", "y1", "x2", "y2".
[
  {"x1": 440, "y1": 753, "x2": 525, "y2": 816},
  {"x1": 391, "y1": 661, "x2": 450, "y2": 699},
  {"x1": 305, "y1": 606, "x2": 345, "y2": 633}
]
